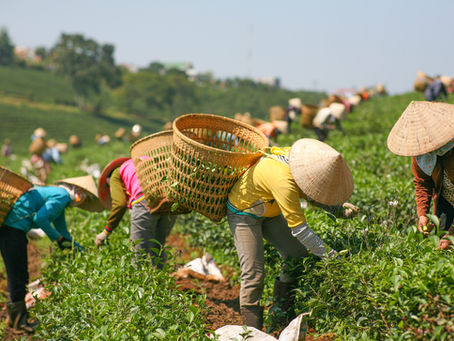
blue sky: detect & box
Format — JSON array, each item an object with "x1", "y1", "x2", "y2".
[{"x1": 1, "y1": 0, "x2": 453, "y2": 94}]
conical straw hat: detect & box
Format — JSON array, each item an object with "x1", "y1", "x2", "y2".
[
  {"x1": 348, "y1": 95, "x2": 361, "y2": 106},
  {"x1": 289, "y1": 138, "x2": 354, "y2": 205},
  {"x1": 440, "y1": 76, "x2": 452, "y2": 88},
  {"x1": 55, "y1": 176, "x2": 104, "y2": 212},
  {"x1": 387, "y1": 101, "x2": 454, "y2": 156},
  {"x1": 329, "y1": 102, "x2": 346, "y2": 120},
  {"x1": 97, "y1": 157, "x2": 130, "y2": 210},
  {"x1": 289, "y1": 98, "x2": 302, "y2": 109}
]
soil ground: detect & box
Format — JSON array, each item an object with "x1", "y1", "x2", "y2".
[{"x1": 0, "y1": 233, "x2": 333, "y2": 340}]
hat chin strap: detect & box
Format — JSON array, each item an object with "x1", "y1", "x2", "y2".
[{"x1": 57, "y1": 184, "x2": 85, "y2": 206}]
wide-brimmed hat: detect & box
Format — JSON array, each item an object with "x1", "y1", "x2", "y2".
[
  {"x1": 33, "y1": 128, "x2": 47, "y2": 139},
  {"x1": 440, "y1": 76, "x2": 452, "y2": 88},
  {"x1": 387, "y1": 101, "x2": 454, "y2": 156},
  {"x1": 97, "y1": 157, "x2": 130, "y2": 210},
  {"x1": 348, "y1": 95, "x2": 361, "y2": 106},
  {"x1": 329, "y1": 103, "x2": 346, "y2": 120},
  {"x1": 289, "y1": 98, "x2": 302, "y2": 109},
  {"x1": 55, "y1": 176, "x2": 104, "y2": 212},
  {"x1": 289, "y1": 138, "x2": 354, "y2": 205}
]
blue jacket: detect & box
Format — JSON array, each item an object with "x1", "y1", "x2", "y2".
[{"x1": 4, "y1": 186, "x2": 72, "y2": 241}]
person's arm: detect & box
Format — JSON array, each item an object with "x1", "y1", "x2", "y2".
[
  {"x1": 105, "y1": 169, "x2": 128, "y2": 233},
  {"x1": 263, "y1": 164, "x2": 336, "y2": 258},
  {"x1": 52, "y1": 211, "x2": 72, "y2": 240},
  {"x1": 95, "y1": 168, "x2": 127, "y2": 246},
  {"x1": 32, "y1": 190, "x2": 71, "y2": 242},
  {"x1": 412, "y1": 157, "x2": 434, "y2": 218},
  {"x1": 310, "y1": 201, "x2": 359, "y2": 219}
]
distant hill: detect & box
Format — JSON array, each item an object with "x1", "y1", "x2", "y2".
[
  {"x1": 0, "y1": 65, "x2": 75, "y2": 105},
  {"x1": 0, "y1": 65, "x2": 327, "y2": 155}
]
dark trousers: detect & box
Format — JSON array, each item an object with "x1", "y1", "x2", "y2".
[
  {"x1": 0, "y1": 225, "x2": 28, "y2": 302},
  {"x1": 314, "y1": 127, "x2": 328, "y2": 141},
  {"x1": 437, "y1": 196, "x2": 454, "y2": 230}
]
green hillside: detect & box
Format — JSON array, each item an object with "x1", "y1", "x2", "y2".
[{"x1": 0, "y1": 65, "x2": 75, "y2": 105}]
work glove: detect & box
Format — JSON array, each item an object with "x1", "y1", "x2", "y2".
[
  {"x1": 95, "y1": 229, "x2": 110, "y2": 247},
  {"x1": 291, "y1": 222, "x2": 337, "y2": 259},
  {"x1": 57, "y1": 237, "x2": 73, "y2": 250},
  {"x1": 57, "y1": 237, "x2": 85, "y2": 252},
  {"x1": 73, "y1": 241, "x2": 86, "y2": 252}
]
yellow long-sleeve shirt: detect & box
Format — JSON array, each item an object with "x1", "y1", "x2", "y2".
[{"x1": 228, "y1": 157, "x2": 306, "y2": 228}]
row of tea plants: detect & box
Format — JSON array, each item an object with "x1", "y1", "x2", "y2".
[{"x1": 1, "y1": 91, "x2": 454, "y2": 339}]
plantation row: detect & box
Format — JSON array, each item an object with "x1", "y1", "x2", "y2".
[{"x1": 1, "y1": 91, "x2": 454, "y2": 340}]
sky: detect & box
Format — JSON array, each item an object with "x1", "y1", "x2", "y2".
[{"x1": 1, "y1": 0, "x2": 453, "y2": 94}]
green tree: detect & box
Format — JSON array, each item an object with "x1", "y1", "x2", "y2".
[
  {"x1": 143, "y1": 61, "x2": 165, "y2": 74},
  {"x1": 51, "y1": 33, "x2": 122, "y2": 109},
  {"x1": 0, "y1": 27, "x2": 14, "y2": 65},
  {"x1": 34, "y1": 46, "x2": 48, "y2": 60}
]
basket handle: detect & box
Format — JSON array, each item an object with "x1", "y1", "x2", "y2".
[{"x1": 147, "y1": 197, "x2": 170, "y2": 215}]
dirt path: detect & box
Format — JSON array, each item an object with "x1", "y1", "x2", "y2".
[{"x1": 167, "y1": 233, "x2": 334, "y2": 340}]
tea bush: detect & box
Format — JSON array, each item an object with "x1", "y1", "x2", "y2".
[{"x1": 2, "y1": 91, "x2": 454, "y2": 339}]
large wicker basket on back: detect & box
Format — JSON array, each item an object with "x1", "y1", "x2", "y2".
[
  {"x1": 301, "y1": 104, "x2": 319, "y2": 129},
  {"x1": 0, "y1": 166, "x2": 33, "y2": 226},
  {"x1": 130, "y1": 131, "x2": 191, "y2": 215},
  {"x1": 171, "y1": 114, "x2": 269, "y2": 222}
]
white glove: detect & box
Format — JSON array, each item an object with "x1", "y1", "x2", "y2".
[
  {"x1": 291, "y1": 222, "x2": 337, "y2": 259},
  {"x1": 95, "y1": 230, "x2": 109, "y2": 246},
  {"x1": 27, "y1": 228, "x2": 46, "y2": 240}
]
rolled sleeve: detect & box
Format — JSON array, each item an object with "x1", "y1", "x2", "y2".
[{"x1": 105, "y1": 168, "x2": 128, "y2": 232}]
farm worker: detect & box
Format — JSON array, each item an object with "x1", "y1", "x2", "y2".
[
  {"x1": 286, "y1": 98, "x2": 302, "y2": 133},
  {"x1": 42, "y1": 139, "x2": 63, "y2": 165},
  {"x1": 423, "y1": 77, "x2": 448, "y2": 102},
  {"x1": 29, "y1": 133, "x2": 50, "y2": 184},
  {"x1": 226, "y1": 138, "x2": 359, "y2": 329},
  {"x1": 256, "y1": 120, "x2": 288, "y2": 145},
  {"x1": 129, "y1": 124, "x2": 142, "y2": 142},
  {"x1": 69, "y1": 134, "x2": 82, "y2": 148},
  {"x1": 387, "y1": 101, "x2": 454, "y2": 248},
  {"x1": 312, "y1": 103, "x2": 346, "y2": 141},
  {"x1": 95, "y1": 158, "x2": 176, "y2": 268},
  {"x1": 0, "y1": 175, "x2": 103, "y2": 333},
  {"x1": 1, "y1": 138, "x2": 12, "y2": 158}
]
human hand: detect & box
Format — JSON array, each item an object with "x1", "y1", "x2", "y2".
[
  {"x1": 57, "y1": 236, "x2": 73, "y2": 250},
  {"x1": 73, "y1": 241, "x2": 86, "y2": 252},
  {"x1": 95, "y1": 230, "x2": 109, "y2": 247},
  {"x1": 326, "y1": 248, "x2": 338, "y2": 258},
  {"x1": 342, "y1": 203, "x2": 360, "y2": 219},
  {"x1": 418, "y1": 215, "x2": 434, "y2": 235}
]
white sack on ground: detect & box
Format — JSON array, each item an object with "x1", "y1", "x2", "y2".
[
  {"x1": 177, "y1": 253, "x2": 225, "y2": 281},
  {"x1": 25, "y1": 279, "x2": 51, "y2": 309},
  {"x1": 214, "y1": 313, "x2": 308, "y2": 340}
]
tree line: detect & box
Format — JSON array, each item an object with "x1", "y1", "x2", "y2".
[{"x1": 0, "y1": 28, "x2": 325, "y2": 122}]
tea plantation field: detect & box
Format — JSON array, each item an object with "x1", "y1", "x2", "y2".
[{"x1": 1, "y1": 90, "x2": 454, "y2": 340}]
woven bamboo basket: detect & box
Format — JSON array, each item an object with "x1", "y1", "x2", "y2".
[
  {"x1": 269, "y1": 106, "x2": 286, "y2": 121},
  {"x1": 301, "y1": 104, "x2": 319, "y2": 129},
  {"x1": 0, "y1": 166, "x2": 33, "y2": 226},
  {"x1": 130, "y1": 131, "x2": 191, "y2": 215},
  {"x1": 171, "y1": 114, "x2": 269, "y2": 222}
]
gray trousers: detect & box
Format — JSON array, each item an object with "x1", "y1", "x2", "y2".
[
  {"x1": 130, "y1": 202, "x2": 176, "y2": 267},
  {"x1": 227, "y1": 211, "x2": 308, "y2": 308}
]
